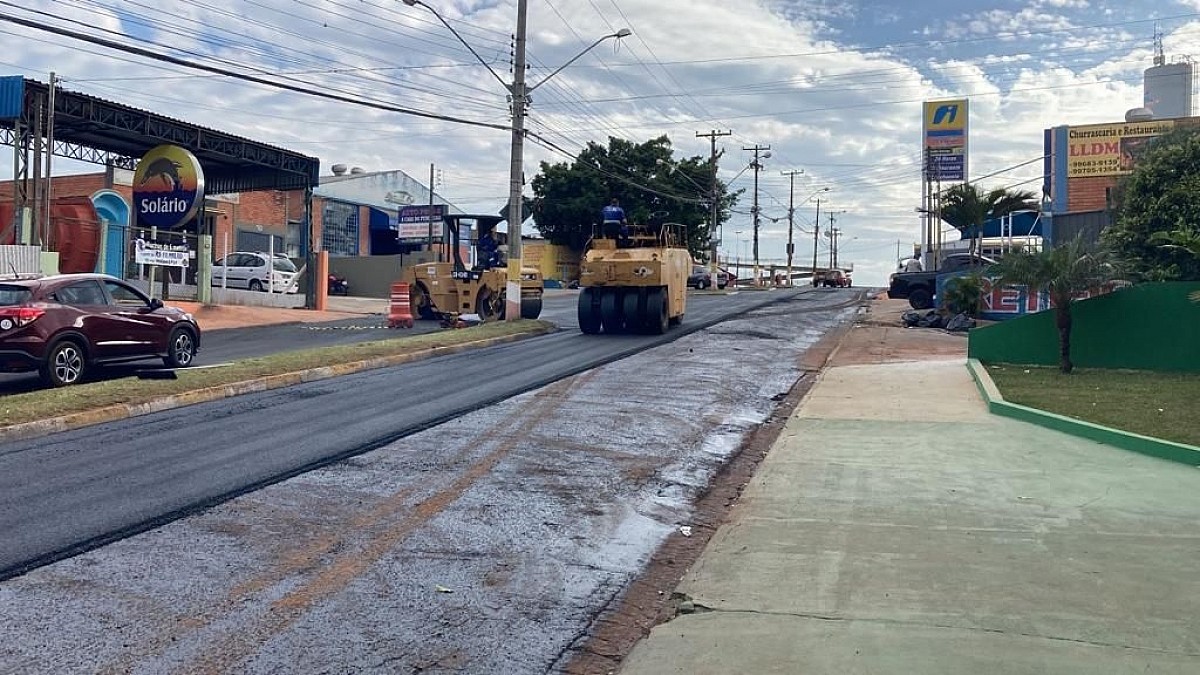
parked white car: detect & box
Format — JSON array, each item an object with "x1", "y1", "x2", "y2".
[{"x1": 212, "y1": 252, "x2": 299, "y2": 293}]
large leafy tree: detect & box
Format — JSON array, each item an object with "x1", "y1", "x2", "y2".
[
  {"x1": 987, "y1": 236, "x2": 1119, "y2": 374},
  {"x1": 1103, "y1": 128, "x2": 1200, "y2": 281},
  {"x1": 529, "y1": 135, "x2": 739, "y2": 259},
  {"x1": 938, "y1": 183, "x2": 1038, "y2": 256}
]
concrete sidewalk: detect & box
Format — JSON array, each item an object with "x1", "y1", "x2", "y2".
[{"x1": 621, "y1": 318, "x2": 1200, "y2": 673}]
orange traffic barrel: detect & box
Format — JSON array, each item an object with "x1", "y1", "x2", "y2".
[{"x1": 388, "y1": 281, "x2": 414, "y2": 329}]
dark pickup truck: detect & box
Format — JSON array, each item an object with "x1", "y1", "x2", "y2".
[{"x1": 887, "y1": 253, "x2": 996, "y2": 309}]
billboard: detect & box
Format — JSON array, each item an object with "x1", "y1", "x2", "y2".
[
  {"x1": 1066, "y1": 120, "x2": 1175, "y2": 178},
  {"x1": 397, "y1": 204, "x2": 445, "y2": 241},
  {"x1": 923, "y1": 99, "x2": 968, "y2": 182}
]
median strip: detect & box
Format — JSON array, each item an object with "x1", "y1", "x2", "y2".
[{"x1": 0, "y1": 320, "x2": 556, "y2": 443}]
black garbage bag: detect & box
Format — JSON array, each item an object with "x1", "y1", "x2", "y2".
[
  {"x1": 945, "y1": 313, "x2": 976, "y2": 332},
  {"x1": 901, "y1": 310, "x2": 923, "y2": 327},
  {"x1": 916, "y1": 310, "x2": 943, "y2": 328}
]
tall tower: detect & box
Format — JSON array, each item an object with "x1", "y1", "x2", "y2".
[{"x1": 1144, "y1": 25, "x2": 1196, "y2": 118}]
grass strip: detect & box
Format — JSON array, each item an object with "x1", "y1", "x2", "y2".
[
  {"x1": 987, "y1": 365, "x2": 1200, "y2": 448},
  {"x1": 1, "y1": 320, "x2": 554, "y2": 428}
]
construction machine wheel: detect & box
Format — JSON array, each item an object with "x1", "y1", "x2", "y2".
[
  {"x1": 411, "y1": 282, "x2": 438, "y2": 320},
  {"x1": 578, "y1": 288, "x2": 601, "y2": 334},
  {"x1": 475, "y1": 285, "x2": 503, "y2": 321},
  {"x1": 520, "y1": 294, "x2": 543, "y2": 320},
  {"x1": 645, "y1": 287, "x2": 669, "y2": 335},
  {"x1": 622, "y1": 290, "x2": 641, "y2": 334},
  {"x1": 600, "y1": 289, "x2": 622, "y2": 333}
]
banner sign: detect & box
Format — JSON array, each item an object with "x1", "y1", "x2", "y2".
[
  {"x1": 132, "y1": 144, "x2": 205, "y2": 229},
  {"x1": 923, "y1": 99, "x2": 969, "y2": 182},
  {"x1": 1065, "y1": 120, "x2": 1175, "y2": 178},
  {"x1": 134, "y1": 238, "x2": 190, "y2": 267},
  {"x1": 397, "y1": 204, "x2": 445, "y2": 240}
]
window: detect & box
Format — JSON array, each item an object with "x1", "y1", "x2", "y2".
[
  {"x1": 322, "y1": 201, "x2": 360, "y2": 256},
  {"x1": 245, "y1": 254, "x2": 265, "y2": 268},
  {"x1": 103, "y1": 281, "x2": 149, "y2": 307},
  {"x1": 272, "y1": 257, "x2": 297, "y2": 273},
  {"x1": 0, "y1": 285, "x2": 31, "y2": 306},
  {"x1": 285, "y1": 219, "x2": 304, "y2": 257},
  {"x1": 56, "y1": 281, "x2": 106, "y2": 306}
]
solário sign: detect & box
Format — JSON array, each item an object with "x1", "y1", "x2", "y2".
[{"x1": 132, "y1": 144, "x2": 205, "y2": 229}]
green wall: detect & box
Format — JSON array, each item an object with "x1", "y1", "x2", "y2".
[{"x1": 968, "y1": 282, "x2": 1200, "y2": 372}]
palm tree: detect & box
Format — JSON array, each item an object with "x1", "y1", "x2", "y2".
[
  {"x1": 987, "y1": 236, "x2": 1119, "y2": 374},
  {"x1": 939, "y1": 184, "x2": 1038, "y2": 257}
]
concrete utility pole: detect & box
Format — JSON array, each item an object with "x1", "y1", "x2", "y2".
[
  {"x1": 43, "y1": 71, "x2": 56, "y2": 249},
  {"x1": 744, "y1": 144, "x2": 770, "y2": 286},
  {"x1": 780, "y1": 169, "x2": 803, "y2": 287},
  {"x1": 698, "y1": 129, "x2": 731, "y2": 286},
  {"x1": 428, "y1": 162, "x2": 437, "y2": 261},
  {"x1": 811, "y1": 197, "x2": 822, "y2": 285}
]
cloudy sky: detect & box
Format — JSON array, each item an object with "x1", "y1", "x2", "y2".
[{"x1": 2, "y1": 0, "x2": 1197, "y2": 285}]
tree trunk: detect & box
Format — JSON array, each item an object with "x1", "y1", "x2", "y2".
[{"x1": 1055, "y1": 302, "x2": 1073, "y2": 374}]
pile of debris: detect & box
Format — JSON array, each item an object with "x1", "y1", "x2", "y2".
[{"x1": 902, "y1": 309, "x2": 975, "y2": 333}]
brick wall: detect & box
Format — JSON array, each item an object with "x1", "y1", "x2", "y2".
[{"x1": 1067, "y1": 176, "x2": 1116, "y2": 213}]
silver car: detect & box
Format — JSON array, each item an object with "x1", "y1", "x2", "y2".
[{"x1": 212, "y1": 252, "x2": 298, "y2": 293}]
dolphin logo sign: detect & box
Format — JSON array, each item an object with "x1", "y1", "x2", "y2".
[{"x1": 932, "y1": 104, "x2": 959, "y2": 126}]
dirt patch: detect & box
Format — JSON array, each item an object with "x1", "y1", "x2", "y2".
[
  {"x1": 560, "y1": 321, "x2": 852, "y2": 675},
  {"x1": 828, "y1": 297, "x2": 967, "y2": 367}
]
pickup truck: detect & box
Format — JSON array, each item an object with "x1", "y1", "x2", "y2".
[{"x1": 887, "y1": 253, "x2": 995, "y2": 309}]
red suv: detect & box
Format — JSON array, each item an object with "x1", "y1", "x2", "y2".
[{"x1": 0, "y1": 273, "x2": 200, "y2": 386}]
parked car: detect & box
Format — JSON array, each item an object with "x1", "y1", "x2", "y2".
[
  {"x1": 887, "y1": 253, "x2": 995, "y2": 309},
  {"x1": 212, "y1": 251, "x2": 299, "y2": 293},
  {"x1": 0, "y1": 273, "x2": 201, "y2": 386},
  {"x1": 687, "y1": 265, "x2": 731, "y2": 290}
]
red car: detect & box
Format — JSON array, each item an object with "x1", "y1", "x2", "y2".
[{"x1": 0, "y1": 273, "x2": 200, "y2": 386}]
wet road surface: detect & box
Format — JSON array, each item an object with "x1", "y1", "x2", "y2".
[{"x1": 0, "y1": 288, "x2": 863, "y2": 673}]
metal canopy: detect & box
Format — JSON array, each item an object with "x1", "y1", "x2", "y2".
[{"x1": 1, "y1": 78, "x2": 319, "y2": 193}]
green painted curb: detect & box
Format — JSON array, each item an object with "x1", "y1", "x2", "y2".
[
  {"x1": 0, "y1": 324, "x2": 556, "y2": 444},
  {"x1": 967, "y1": 359, "x2": 1200, "y2": 467}
]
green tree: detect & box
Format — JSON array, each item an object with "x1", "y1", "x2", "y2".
[
  {"x1": 1104, "y1": 128, "x2": 1200, "y2": 281},
  {"x1": 529, "y1": 135, "x2": 739, "y2": 259},
  {"x1": 938, "y1": 184, "x2": 1038, "y2": 256},
  {"x1": 987, "y1": 236, "x2": 1119, "y2": 374},
  {"x1": 1151, "y1": 226, "x2": 1200, "y2": 303}
]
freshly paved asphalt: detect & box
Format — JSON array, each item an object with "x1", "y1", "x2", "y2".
[{"x1": 0, "y1": 287, "x2": 860, "y2": 580}]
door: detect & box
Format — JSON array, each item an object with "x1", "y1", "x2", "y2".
[
  {"x1": 102, "y1": 279, "x2": 167, "y2": 358},
  {"x1": 53, "y1": 280, "x2": 125, "y2": 359}
]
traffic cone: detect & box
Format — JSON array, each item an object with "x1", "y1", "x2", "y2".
[{"x1": 388, "y1": 281, "x2": 415, "y2": 329}]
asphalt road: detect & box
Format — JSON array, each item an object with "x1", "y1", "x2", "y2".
[
  {"x1": 0, "y1": 287, "x2": 858, "y2": 580},
  {"x1": 0, "y1": 287, "x2": 864, "y2": 674}
]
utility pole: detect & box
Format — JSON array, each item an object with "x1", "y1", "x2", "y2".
[
  {"x1": 780, "y1": 169, "x2": 803, "y2": 287},
  {"x1": 698, "y1": 130, "x2": 731, "y2": 287},
  {"x1": 503, "y1": 0, "x2": 529, "y2": 319},
  {"x1": 744, "y1": 144, "x2": 770, "y2": 286},
  {"x1": 811, "y1": 197, "x2": 822, "y2": 286},
  {"x1": 427, "y1": 162, "x2": 437, "y2": 262},
  {"x1": 43, "y1": 71, "x2": 56, "y2": 249}
]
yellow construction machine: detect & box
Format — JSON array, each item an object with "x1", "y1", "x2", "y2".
[
  {"x1": 577, "y1": 219, "x2": 690, "y2": 334},
  {"x1": 405, "y1": 214, "x2": 543, "y2": 321}
]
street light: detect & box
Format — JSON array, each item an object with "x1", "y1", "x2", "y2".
[{"x1": 402, "y1": 0, "x2": 630, "y2": 319}]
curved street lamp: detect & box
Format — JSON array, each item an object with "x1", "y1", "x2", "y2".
[{"x1": 402, "y1": 0, "x2": 630, "y2": 318}]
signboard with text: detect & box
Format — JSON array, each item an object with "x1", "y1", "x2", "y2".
[
  {"x1": 923, "y1": 99, "x2": 969, "y2": 182},
  {"x1": 134, "y1": 238, "x2": 190, "y2": 267},
  {"x1": 1065, "y1": 120, "x2": 1175, "y2": 178},
  {"x1": 921, "y1": 97, "x2": 969, "y2": 181},
  {"x1": 132, "y1": 144, "x2": 205, "y2": 229},
  {"x1": 397, "y1": 204, "x2": 446, "y2": 241}
]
